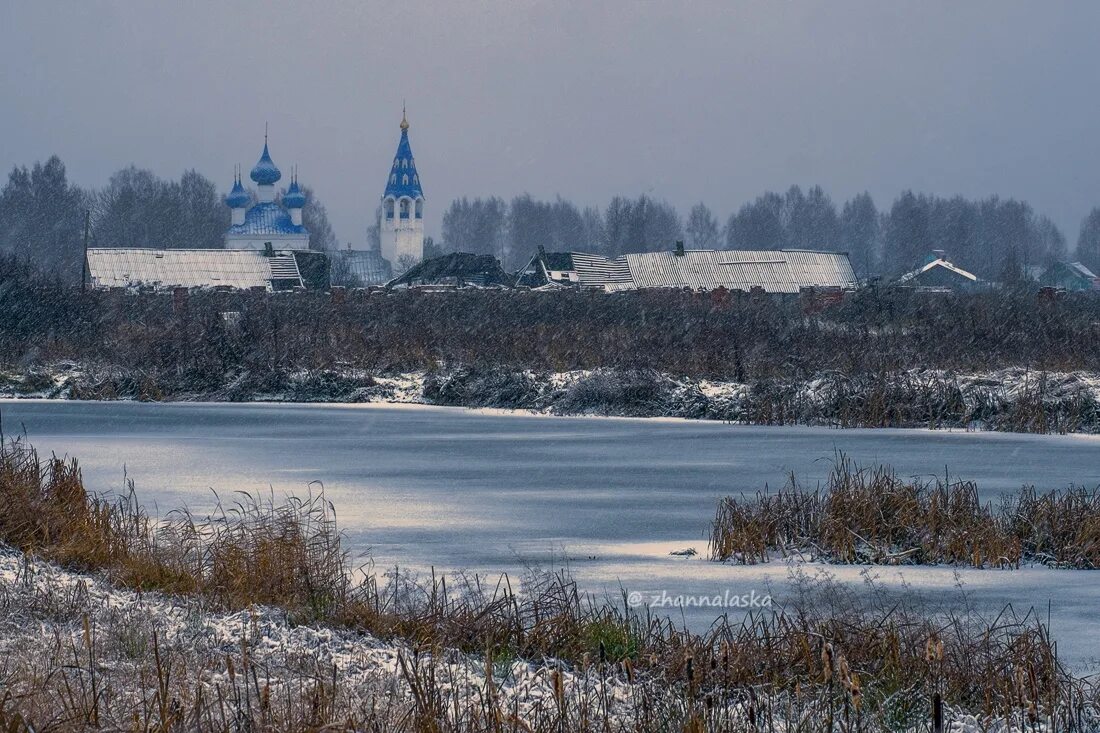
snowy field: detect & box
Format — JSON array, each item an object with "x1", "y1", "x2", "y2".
[{"x1": 2, "y1": 398, "x2": 1099, "y2": 671}]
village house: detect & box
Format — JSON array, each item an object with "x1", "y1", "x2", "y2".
[{"x1": 1039, "y1": 261, "x2": 1100, "y2": 291}]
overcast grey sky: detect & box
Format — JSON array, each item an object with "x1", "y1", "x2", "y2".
[{"x1": 2, "y1": 1, "x2": 1098, "y2": 246}]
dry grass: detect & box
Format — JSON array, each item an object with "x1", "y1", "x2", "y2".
[
  {"x1": 710, "y1": 456, "x2": 1100, "y2": 569},
  {"x1": 1, "y1": 439, "x2": 1098, "y2": 730}
]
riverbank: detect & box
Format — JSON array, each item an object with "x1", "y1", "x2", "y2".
[
  {"x1": 3, "y1": 362, "x2": 1100, "y2": 434},
  {"x1": 2, "y1": 438, "x2": 1095, "y2": 731}
]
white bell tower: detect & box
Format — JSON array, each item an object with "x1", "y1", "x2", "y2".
[{"x1": 379, "y1": 107, "x2": 424, "y2": 270}]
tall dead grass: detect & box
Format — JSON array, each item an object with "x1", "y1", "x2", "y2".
[{"x1": 711, "y1": 455, "x2": 1100, "y2": 568}]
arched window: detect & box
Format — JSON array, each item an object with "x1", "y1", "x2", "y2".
[
  {"x1": 393, "y1": 159, "x2": 399, "y2": 169},
  {"x1": 415, "y1": 199, "x2": 423, "y2": 219},
  {"x1": 384, "y1": 198, "x2": 394, "y2": 219},
  {"x1": 402, "y1": 159, "x2": 409, "y2": 169},
  {"x1": 402, "y1": 174, "x2": 409, "y2": 185},
  {"x1": 413, "y1": 175, "x2": 419, "y2": 185},
  {"x1": 390, "y1": 174, "x2": 396, "y2": 184},
  {"x1": 399, "y1": 198, "x2": 410, "y2": 218}
]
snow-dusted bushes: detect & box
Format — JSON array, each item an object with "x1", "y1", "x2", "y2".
[
  {"x1": 422, "y1": 365, "x2": 543, "y2": 408},
  {"x1": 550, "y1": 370, "x2": 677, "y2": 416}
]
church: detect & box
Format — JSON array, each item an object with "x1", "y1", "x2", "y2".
[
  {"x1": 224, "y1": 135, "x2": 310, "y2": 251},
  {"x1": 84, "y1": 114, "x2": 425, "y2": 291}
]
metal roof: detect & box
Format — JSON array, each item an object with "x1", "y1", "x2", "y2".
[
  {"x1": 897, "y1": 257, "x2": 978, "y2": 284},
  {"x1": 226, "y1": 201, "x2": 308, "y2": 237},
  {"x1": 569, "y1": 252, "x2": 633, "y2": 289},
  {"x1": 340, "y1": 249, "x2": 393, "y2": 286},
  {"x1": 602, "y1": 249, "x2": 857, "y2": 293},
  {"x1": 86, "y1": 248, "x2": 303, "y2": 290}
]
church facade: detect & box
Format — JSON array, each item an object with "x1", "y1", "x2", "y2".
[{"x1": 224, "y1": 137, "x2": 310, "y2": 251}]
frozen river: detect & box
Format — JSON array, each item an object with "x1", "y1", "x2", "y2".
[{"x1": 4, "y1": 399, "x2": 1100, "y2": 666}]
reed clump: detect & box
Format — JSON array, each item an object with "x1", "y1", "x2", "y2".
[{"x1": 710, "y1": 455, "x2": 1100, "y2": 568}]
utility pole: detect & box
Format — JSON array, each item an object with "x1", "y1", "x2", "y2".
[{"x1": 81, "y1": 209, "x2": 90, "y2": 293}]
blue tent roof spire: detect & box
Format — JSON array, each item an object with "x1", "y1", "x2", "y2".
[
  {"x1": 250, "y1": 129, "x2": 281, "y2": 185},
  {"x1": 383, "y1": 108, "x2": 423, "y2": 200}
]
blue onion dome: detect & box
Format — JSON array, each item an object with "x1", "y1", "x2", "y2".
[
  {"x1": 225, "y1": 177, "x2": 250, "y2": 209},
  {"x1": 283, "y1": 178, "x2": 306, "y2": 209},
  {"x1": 250, "y1": 141, "x2": 282, "y2": 185}
]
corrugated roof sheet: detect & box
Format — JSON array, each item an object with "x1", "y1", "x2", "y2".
[
  {"x1": 599, "y1": 249, "x2": 857, "y2": 293},
  {"x1": 340, "y1": 249, "x2": 393, "y2": 286},
  {"x1": 86, "y1": 248, "x2": 303, "y2": 290},
  {"x1": 570, "y1": 252, "x2": 633, "y2": 289}
]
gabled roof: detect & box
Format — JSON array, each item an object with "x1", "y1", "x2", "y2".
[
  {"x1": 227, "y1": 202, "x2": 308, "y2": 237},
  {"x1": 388, "y1": 252, "x2": 508, "y2": 288},
  {"x1": 605, "y1": 249, "x2": 857, "y2": 293},
  {"x1": 1066, "y1": 261, "x2": 1098, "y2": 280},
  {"x1": 897, "y1": 257, "x2": 978, "y2": 284},
  {"x1": 541, "y1": 252, "x2": 575, "y2": 271},
  {"x1": 514, "y1": 251, "x2": 579, "y2": 288},
  {"x1": 86, "y1": 248, "x2": 304, "y2": 290},
  {"x1": 383, "y1": 114, "x2": 424, "y2": 201}
]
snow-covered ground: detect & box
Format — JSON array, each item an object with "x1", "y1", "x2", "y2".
[
  {"x1": 0, "y1": 548, "x2": 657, "y2": 729},
  {"x1": 1, "y1": 549, "x2": 1083, "y2": 732}
]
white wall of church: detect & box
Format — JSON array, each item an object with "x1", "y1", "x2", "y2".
[
  {"x1": 225, "y1": 233, "x2": 310, "y2": 251},
  {"x1": 380, "y1": 212, "x2": 424, "y2": 265}
]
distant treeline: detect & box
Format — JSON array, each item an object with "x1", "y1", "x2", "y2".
[
  {"x1": 441, "y1": 188, "x2": 1085, "y2": 280},
  {"x1": 3, "y1": 255, "x2": 1098, "y2": 385},
  {"x1": 7, "y1": 155, "x2": 1100, "y2": 284}
]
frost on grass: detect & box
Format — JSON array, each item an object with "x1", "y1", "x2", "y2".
[
  {"x1": 1, "y1": 550, "x2": 1093, "y2": 732},
  {"x1": 0, "y1": 550, "x2": 647, "y2": 730}
]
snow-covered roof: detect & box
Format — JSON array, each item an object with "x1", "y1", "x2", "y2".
[
  {"x1": 382, "y1": 113, "x2": 424, "y2": 201},
  {"x1": 897, "y1": 258, "x2": 978, "y2": 284},
  {"x1": 86, "y1": 248, "x2": 303, "y2": 290},
  {"x1": 227, "y1": 202, "x2": 307, "y2": 236},
  {"x1": 570, "y1": 252, "x2": 633, "y2": 289},
  {"x1": 1067, "y1": 261, "x2": 1098, "y2": 280},
  {"x1": 598, "y1": 249, "x2": 857, "y2": 293}
]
